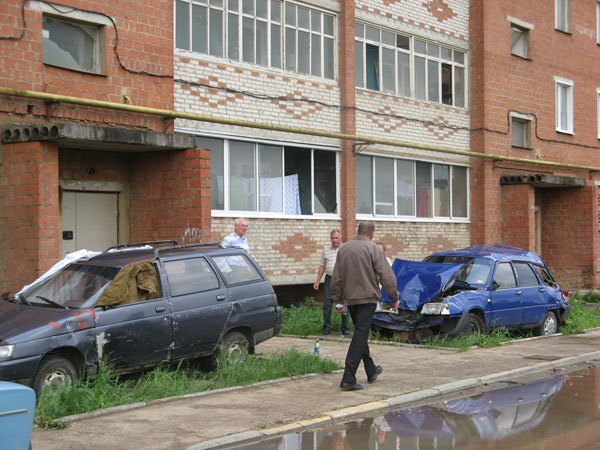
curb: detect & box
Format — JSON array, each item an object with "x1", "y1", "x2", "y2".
[{"x1": 188, "y1": 350, "x2": 600, "y2": 450}]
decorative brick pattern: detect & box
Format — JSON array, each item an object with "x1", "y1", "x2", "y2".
[
  {"x1": 424, "y1": 115, "x2": 459, "y2": 140},
  {"x1": 368, "y1": 107, "x2": 408, "y2": 133},
  {"x1": 271, "y1": 90, "x2": 324, "y2": 120},
  {"x1": 357, "y1": 0, "x2": 469, "y2": 42},
  {"x1": 423, "y1": 0, "x2": 457, "y2": 22}
]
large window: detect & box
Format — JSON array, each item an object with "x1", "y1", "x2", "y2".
[
  {"x1": 355, "y1": 155, "x2": 468, "y2": 219},
  {"x1": 201, "y1": 137, "x2": 338, "y2": 215},
  {"x1": 176, "y1": 0, "x2": 335, "y2": 79},
  {"x1": 355, "y1": 23, "x2": 466, "y2": 107},
  {"x1": 555, "y1": 76, "x2": 573, "y2": 134},
  {"x1": 43, "y1": 16, "x2": 103, "y2": 74}
]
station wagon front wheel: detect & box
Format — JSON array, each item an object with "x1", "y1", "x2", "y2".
[
  {"x1": 221, "y1": 331, "x2": 250, "y2": 363},
  {"x1": 34, "y1": 355, "x2": 78, "y2": 397},
  {"x1": 534, "y1": 311, "x2": 558, "y2": 336},
  {"x1": 467, "y1": 313, "x2": 486, "y2": 335}
]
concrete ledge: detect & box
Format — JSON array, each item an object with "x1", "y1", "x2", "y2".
[{"x1": 188, "y1": 431, "x2": 264, "y2": 450}]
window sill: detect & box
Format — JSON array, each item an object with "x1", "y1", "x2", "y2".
[
  {"x1": 555, "y1": 129, "x2": 574, "y2": 136},
  {"x1": 510, "y1": 54, "x2": 532, "y2": 61},
  {"x1": 554, "y1": 28, "x2": 572, "y2": 36},
  {"x1": 44, "y1": 62, "x2": 105, "y2": 77},
  {"x1": 511, "y1": 144, "x2": 532, "y2": 150}
]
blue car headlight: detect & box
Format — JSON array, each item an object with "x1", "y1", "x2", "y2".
[
  {"x1": 421, "y1": 302, "x2": 450, "y2": 315},
  {"x1": 0, "y1": 344, "x2": 15, "y2": 360}
]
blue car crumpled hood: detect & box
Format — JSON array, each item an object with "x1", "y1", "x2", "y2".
[{"x1": 381, "y1": 259, "x2": 465, "y2": 311}]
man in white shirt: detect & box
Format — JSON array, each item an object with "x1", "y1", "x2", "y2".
[{"x1": 221, "y1": 218, "x2": 250, "y2": 253}]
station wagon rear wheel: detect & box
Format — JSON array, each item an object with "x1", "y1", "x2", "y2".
[
  {"x1": 221, "y1": 331, "x2": 250, "y2": 363},
  {"x1": 34, "y1": 356, "x2": 78, "y2": 397},
  {"x1": 534, "y1": 311, "x2": 558, "y2": 336}
]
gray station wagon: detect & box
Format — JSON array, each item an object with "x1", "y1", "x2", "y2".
[{"x1": 0, "y1": 241, "x2": 282, "y2": 395}]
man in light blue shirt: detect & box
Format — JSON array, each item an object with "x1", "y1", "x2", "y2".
[{"x1": 221, "y1": 218, "x2": 250, "y2": 253}]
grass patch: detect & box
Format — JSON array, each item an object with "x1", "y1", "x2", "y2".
[
  {"x1": 35, "y1": 348, "x2": 339, "y2": 428},
  {"x1": 281, "y1": 297, "x2": 350, "y2": 336},
  {"x1": 562, "y1": 293, "x2": 600, "y2": 334},
  {"x1": 425, "y1": 328, "x2": 518, "y2": 350}
]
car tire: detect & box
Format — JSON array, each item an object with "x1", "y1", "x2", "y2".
[
  {"x1": 467, "y1": 313, "x2": 486, "y2": 335},
  {"x1": 33, "y1": 355, "x2": 78, "y2": 396},
  {"x1": 533, "y1": 311, "x2": 558, "y2": 336},
  {"x1": 221, "y1": 331, "x2": 250, "y2": 363}
]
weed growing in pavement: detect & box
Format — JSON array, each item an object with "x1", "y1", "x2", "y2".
[
  {"x1": 281, "y1": 297, "x2": 351, "y2": 335},
  {"x1": 35, "y1": 348, "x2": 339, "y2": 429}
]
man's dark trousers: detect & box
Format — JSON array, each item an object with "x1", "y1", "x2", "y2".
[
  {"x1": 341, "y1": 302, "x2": 377, "y2": 385},
  {"x1": 323, "y1": 275, "x2": 349, "y2": 333}
]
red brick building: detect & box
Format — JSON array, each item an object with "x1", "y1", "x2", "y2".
[
  {"x1": 2, "y1": 0, "x2": 599, "y2": 296},
  {"x1": 0, "y1": 0, "x2": 211, "y2": 294},
  {"x1": 470, "y1": 0, "x2": 600, "y2": 288}
]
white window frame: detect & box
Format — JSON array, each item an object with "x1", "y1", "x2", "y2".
[
  {"x1": 175, "y1": 0, "x2": 336, "y2": 80},
  {"x1": 597, "y1": 88, "x2": 600, "y2": 138},
  {"x1": 507, "y1": 16, "x2": 533, "y2": 59},
  {"x1": 555, "y1": 0, "x2": 570, "y2": 32},
  {"x1": 354, "y1": 22, "x2": 467, "y2": 108},
  {"x1": 597, "y1": 1, "x2": 600, "y2": 44},
  {"x1": 355, "y1": 154, "x2": 470, "y2": 222},
  {"x1": 510, "y1": 112, "x2": 533, "y2": 148},
  {"x1": 554, "y1": 76, "x2": 574, "y2": 134},
  {"x1": 40, "y1": 11, "x2": 106, "y2": 75},
  {"x1": 202, "y1": 135, "x2": 340, "y2": 218}
]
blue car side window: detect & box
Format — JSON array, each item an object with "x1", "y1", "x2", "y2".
[
  {"x1": 493, "y1": 262, "x2": 517, "y2": 290},
  {"x1": 513, "y1": 262, "x2": 540, "y2": 287}
]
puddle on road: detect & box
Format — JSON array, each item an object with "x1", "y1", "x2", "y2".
[{"x1": 227, "y1": 366, "x2": 600, "y2": 449}]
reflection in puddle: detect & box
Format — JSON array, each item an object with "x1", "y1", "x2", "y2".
[{"x1": 229, "y1": 366, "x2": 600, "y2": 449}]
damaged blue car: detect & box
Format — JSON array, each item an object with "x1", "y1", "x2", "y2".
[{"x1": 372, "y1": 245, "x2": 571, "y2": 341}]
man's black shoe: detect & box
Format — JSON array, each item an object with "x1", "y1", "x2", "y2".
[
  {"x1": 341, "y1": 330, "x2": 352, "y2": 337},
  {"x1": 321, "y1": 329, "x2": 331, "y2": 335},
  {"x1": 340, "y1": 382, "x2": 363, "y2": 391},
  {"x1": 368, "y1": 366, "x2": 383, "y2": 383}
]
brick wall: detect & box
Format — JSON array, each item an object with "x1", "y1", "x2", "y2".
[
  {"x1": 130, "y1": 149, "x2": 212, "y2": 244},
  {"x1": 0, "y1": 0, "x2": 173, "y2": 131},
  {"x1": 541, "y1": 186, "x2": 600, "y2": 289},
  {"x1": 0, "y1": 141, "x2": 59, "y2": 294},
  {"x1": 501, "y1": 184, "x2": 534, "y2": 249}
]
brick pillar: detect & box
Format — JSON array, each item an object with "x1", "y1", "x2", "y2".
[
  {"x1": 0, "y1": 141, "x2": 60, "y2": 294},
  {"x1": 339, "y1": 0, "x2": 356, "y2": 241},
  {"x1": 501, "y1": 184, "x2": 535, "y2": 250},
  {"x1": 130, "y1": 148, "x2": 211, "y2": 244}
]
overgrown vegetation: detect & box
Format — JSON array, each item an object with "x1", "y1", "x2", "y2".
[
  {"x1": 281, "y1": 293, "x2": 600, "y2": 349},
  {"x1": 561, "y1": 293, "x2": 600, "y2": 334},
  {"x1": 281, "y1": 297, "x2": 351, "y2": 336},
  {"x1": 35, "y1": 348, "x2": 339, "y2": 428}
]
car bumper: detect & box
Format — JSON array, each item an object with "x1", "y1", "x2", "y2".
[
  {"x1": 372, "y1": 310, "x2": 445, "y2": 333},
  {"x1": 0, "y1": 355, "x2": 41, "y2": 388}
]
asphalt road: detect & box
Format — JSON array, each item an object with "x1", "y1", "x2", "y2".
[{"x1": 32, "y1": 330, "x2": 600, "y2": 450}]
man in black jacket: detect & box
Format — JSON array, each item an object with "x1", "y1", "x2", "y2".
[{"x1": 331, "y1": 221, "x2": 399, "y2": 391}]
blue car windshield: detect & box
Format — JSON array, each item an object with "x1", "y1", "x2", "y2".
[
  {"x1": 21, "y1": 264, "x2": 119, "y2": 309},
  {"x1": 424, "y1": 255, "x2": 494, "y2": 287}
]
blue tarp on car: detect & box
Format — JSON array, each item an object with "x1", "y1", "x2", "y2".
[{"x1": 381, "y1": 259, "x2": 464, "y2": 311}]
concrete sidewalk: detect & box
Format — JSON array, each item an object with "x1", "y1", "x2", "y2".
[{"x1": 32, "y1": 330, "x2": 600, "y2": 450}]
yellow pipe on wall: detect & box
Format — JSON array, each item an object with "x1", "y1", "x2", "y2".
[{"x1": 1, "y1": 86, "x2": 598, "y2": 173}]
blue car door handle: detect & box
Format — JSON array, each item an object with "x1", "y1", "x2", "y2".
[
  {"x1": 155, "y1": 306, "x2": 166, "y2": 313},
  {"x1": 539, "y1": 288, "x2": 546, "y2": 292},
  {"x1": 216, "y1": 294, "x2": 226, "y2": 301},
  {"x1": 515, "y1": 291, "x2": 523, "y2": 295}
]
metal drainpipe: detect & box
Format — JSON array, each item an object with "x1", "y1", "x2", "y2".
[{"x1": 1, "y1": 86, "x2": 599, "y2": 173}]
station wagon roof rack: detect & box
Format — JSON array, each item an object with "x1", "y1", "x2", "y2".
[
  {"x1": 105, "y1": 240, "x2": 179, "y2": 252},
  {"x1": 153, "y1": 242, "x2": 224, "y2": 258}
]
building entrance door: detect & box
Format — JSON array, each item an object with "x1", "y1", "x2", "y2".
[{"x1": 61, "y1": 191, "x2": 118, "y2": 257}]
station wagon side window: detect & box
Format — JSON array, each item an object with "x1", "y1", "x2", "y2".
[
  {"x1": 493, "y1": 262, "x2": 517, "y2": 289},
  {"x1": 211, "y1": 254, "x2": 263, "y2": 285},
  {"x1": 164, "y1": 257, "x2": 220, "y2": 296},
  {"x1": 532, "y1": 265, "x2": 556, "y2": 287},
  {"x1": 513, "y1": 262, "x2": 540, "y2": 287}
]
